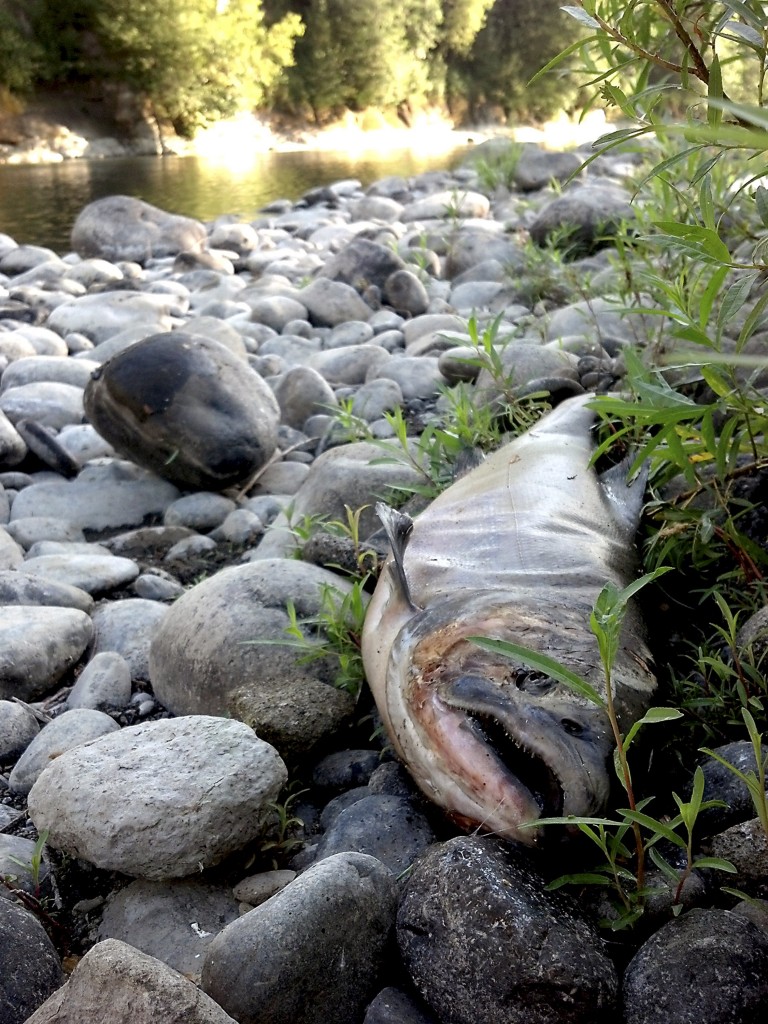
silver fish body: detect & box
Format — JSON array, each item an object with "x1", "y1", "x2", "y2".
[{"x1": 360, "y1": 394, "x2": 656, "y2": 844}]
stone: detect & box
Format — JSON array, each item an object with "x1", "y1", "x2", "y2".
[
  {"x1": 0, "y1": 605, "x2": 93, "y2": 701},
  {"x1": 84, "y1": 332, "x2": 280, "y2": 491},
  {"x1": 529, "y1": 184, "x2": 635, "y2": 256},
  {"x1": 27, "y1": 716, "x2": 288, "y2": 879},
  {"x1": 384, "y1": 270, "x2": 429, "y2": 317},
  {"x1": 21, "y1": 551, "x2": 140, "y2": 595},
  {"x1": 0, "y1": 381, "x2": 85, "y2": 429},
  {"x1": 370, "y1": 355, "x2": 447, "y2": 400},
  {"x1": 273, "y1": 365, "x2": 337, "y2": 429},
  {"x1": 229, "y1": 673, "x2": 356, "y2": 762},
  {"x1": 88, "y1": 598, "x2": 169, "y2": 681},
  {"x1": 201, "y1": 852, "x2": 398, "y2": 1024},
  {"x1": 364, "y1": 987, "x2": 438, "y2": 1024},
  {"x1": 321, "y1": 238, "x2": 406, "y2": 292},
  {"x1": 149, "y1": 559, "x2": 363, "y2": 716},
  {"x1": 0, "y1": 834, "x2": 54, "y2": 903},
  {"x1": 0, "y1": 898, "x2": 64, "y2": 1024},
  {"x1": 401, "y1": 191, "x2": 490, "y2": 221},
  {"x1": 24, "y1": 939, "x2": 238, "y2": 1024},
  {"x1": 397, "y1": 837, "x2": 618, "y2": 1024},
  {"x1": 314, "y1": 794, "x2": 436, "y2": 876},
  {"x1": 622, "y1": 908, "x2": 768, "y2": 1024},
  {"x1": 0, "y1": 354, "x2": 97, "y2": 392},
  {"x1": 9, "y1": 465, "x2": 180, "y2": 533},
  {"x1": 71, "y1": 195, "x2": 207, "y2": 263},
  {"x1": 232, "y1": 869, "x2": 296, "y2": 907},
  {"x1": 0, "y1": 698, "x2": 40, "y2": 761},
  {"x1": 0, "y1": 408, "x2": 26, "y2": 466},
  {"x1": 67, "y1": 651, "x2": 133, "y2": 711},
  {"x1": 0, "y1": 568, "x2": 94, "y2": 612},
  {"x1": 98, "y1": 879, "x2": 240, "y2": 981},
  {"x1": 298, "y1": 277, "x2": 375, "y2": 326},
  {"x1": 8, "y1": 708, "x2": 120, "y2": 796},
  {"x1": 47, "y1": 291, "x2": 178, "y2": 344}
]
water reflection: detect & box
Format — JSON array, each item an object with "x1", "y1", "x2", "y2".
[{"x1": 0, "y1": 144, "x2": 470, "y2": 254}]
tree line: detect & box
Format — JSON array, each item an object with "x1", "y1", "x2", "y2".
[{"x1": 0, "y1": 0, "x2": 575, "y2": 136}]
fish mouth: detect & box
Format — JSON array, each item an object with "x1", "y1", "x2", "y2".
[
  {"x1": 462, "y1": 708, "x2": 564, "y2": 818},
  {"x1": 442, "y1": 672, "x2": 612, "y2": 827}
]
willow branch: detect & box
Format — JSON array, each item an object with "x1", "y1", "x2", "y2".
[{"x1": 655, "y1": 0, "x2": 711, "y2": 83}]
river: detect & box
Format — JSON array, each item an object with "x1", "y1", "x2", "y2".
[{"x1": 0, "y1": 144, "x2": 472, "y2": 255}]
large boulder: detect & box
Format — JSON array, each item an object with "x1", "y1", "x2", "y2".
[
  {"x1": 71, "y1": 195, "x2": 207, "y2": 263},
  {"x1": 84, "y1": 332, "x2": 280, "y2": 491}
]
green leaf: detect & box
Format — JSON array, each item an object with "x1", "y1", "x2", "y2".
[
  {"x1": 707, "y1": 55, "x2": 723, "y2": 129},
  {"x1": 620, "y1": 810, "x2": 687, "y2": 848},
  {"x1": 694, "y1": 856, "x2": 738, "y2": 873},
  {"x1": 755, "y1": 187, "x2": 768, "y2": 230},
  {"x1": 716, "y1": 273, "x2": 759, "y2": 340},
  {"x1": 467, "y1": 637, "x2": 606, "y2": 707},
  {"x1": 561, "y1": 5, "x2": 600, "y2": 29},
  {"x1": 546, "y1": 873, "x2": 613, "y2": 890}
]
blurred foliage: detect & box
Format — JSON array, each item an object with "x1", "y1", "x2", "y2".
[{"x1": 0, "y1": 0, "x2": 585, "y2": 130}]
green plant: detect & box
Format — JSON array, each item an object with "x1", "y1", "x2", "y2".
[
  {"x1": 473, "y1": 141, "x2": 524, "y2": 190},
  {"x1": 247, "y1": 576, "x2": 369, "y2": 698},
  {"x1": 259, "y1": 786, "x2": 308, "y2": 868},
  {"x1": 470, "y1": 571, "x2": 737, "y2": 927},
  {"x1": 702, "y1": 707, "x2": 768, "y2": 839},
  {"x1": 4, "y1": 829, "x2": 49, "y2": 901}
]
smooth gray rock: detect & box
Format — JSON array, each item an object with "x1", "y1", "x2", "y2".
[
  {"x1": 273, "y1": 364, "x2": 337, "y2": 429},
  {"x1": 308, "y1": 343, "x2": 390, "y2": 386},
  {"x1": 24, "y1": 938, "x2": 238, "y2": 1024},
  {"x1": 321, "y1": 238, "x2": 406, "y2": 292},
  {"x1": 0, "y1": 526, "x2": 23, "y2": 569},
  {"x1": 163, "y1": 493, "x2": 237, "y2": 530},
  {"x1": 71, "y1": 195, "x2": 207, "y2": 263},
  {"x1": 9, "y1": 708, "x2": 120, "y2": 796},
  {"x1": 370, "y1": 355, "x2": 447, "y2": 400},
  {"x1": 27, "y1": 716, "x2": 288, "y2": 879},
  {"x1": 9, "y1": 464, "x2": 180, "y2": 533},
  {"x1": 88, "y1": 598, "x2": 169, "y2": 681},
  {"x1": 202, "y1": 852, "x2": 398, "y2": 1024},
  {"x1": 401, "y1": 191, "x2": 489, "y2": 221},
  {"x1": 67, "y1": 651, "x2": 132, "y2": 711},
  {"x1": 0, "y1": 699, "x2": 40, "y2": 761},
  {"x1": 21, "y1": 552, "x2": 140, "y2": 595},
  {"x1": 0, "y1": 355, "x2": 98, "y2": 392},
  {"x1": 0, "y1": 898, "x2": 64, "y2": 1024},
  {"x1": 529, "y1": 184, "x2": 634, "y2": 255},
  {"x1": 98, "y1": 879, "x2": 240, "y2": 981},
  {"x1": 149, "y1": 559, "x2": 362, "y2": 716},
  {"x1": 315, "y1": 794, "x2": 435, "y2": 875},
  {"x1": 398, "y1": 837, "x2": 618, "y2": 1024},
  {"x1": 384, "y1": 270, "x2": 429, "y2": 317},
  {"x1": 622, "y1": 908, "x2": 768, "y2": 1024},
  {"x1": 47, "y1": 291, "x2": 178, "y2": 344},
  {"x1": 232, "y1": 869, "x2": 296, "y2": 907},
  {"x1": 0, "y1": 568, "x2": 94, "y2": 612},
  {"x1": 299, "y1": 277, "x2": 375, "y2": 327},
  {"x1": 0, "y1": 605, "x2": 93, "y2": 701},
  {"x1": 252, "y1": 441, "x2": 423, "y2": 558},
  {"x1": 364, "y1": 987, "x2": 438, "y2": 1024},
  {"x1": 0, "y1": 381, "x2": 85, "y2": 430},
  {"x1": 5, "y1": 517, "x2": 86, "y2": 548},
  {"x1": 84, "y1": 332, "x2": 280, "y2": 491}
]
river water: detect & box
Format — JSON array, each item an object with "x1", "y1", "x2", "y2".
[{"x1": 0, "y1": 144, "x2": 471, "y2": 255}]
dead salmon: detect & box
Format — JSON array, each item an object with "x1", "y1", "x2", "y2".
[{"x1": 360, "y1": 394, "x2": 656, "y2": 844}]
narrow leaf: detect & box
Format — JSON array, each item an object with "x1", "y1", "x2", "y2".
[
  {"x1": 561, "y1": 5, "x2": 601, "y2": 29},
  {"x1": 467, "y1": 637, "x2": 606, "y2": 706}
]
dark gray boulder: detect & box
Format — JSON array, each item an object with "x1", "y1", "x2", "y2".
[
  {"x1": 0, "y1": 898, "x2": 64, "y2": 1024},
  {"x1": 397, "y1": 836, "x2": 618, "y2": 1024},
  {"x1": 622, "y1": 908, "x2": 768, "y2": 1023},
  {"x1": 201, "y1": 851, "x2": 398, "y2": 1024},
  {"x1": 84, "y1": 332, "x2": 280, "y2": 491}
]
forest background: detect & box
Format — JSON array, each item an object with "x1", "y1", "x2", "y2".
[{"x1": 0, "y1": 1, "x2": 580, "y2": 139}]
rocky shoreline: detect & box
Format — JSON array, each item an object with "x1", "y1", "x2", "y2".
[{"x1": 1, "y1": 140, "x2": 768, "y2": 1024}]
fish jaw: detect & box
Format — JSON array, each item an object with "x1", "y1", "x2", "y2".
[{"x1": 378, "y1": 603, "x2": 615, "y2": 845}]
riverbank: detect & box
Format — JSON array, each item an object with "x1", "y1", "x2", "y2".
[{"x1": 0, "y1": 94, "x2": 610, "y2": 166}]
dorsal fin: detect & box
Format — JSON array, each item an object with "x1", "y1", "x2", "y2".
[
  {"x1": 375, "y1": 501, "x2": 419, "y2": 610},
  {"x1": 598, "y1": 457, "x2": 649, "y2": 539}
]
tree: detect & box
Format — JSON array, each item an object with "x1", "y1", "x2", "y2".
[
  {"x1": 92, "y1": 0, "x2": 301, "y2": 135},
  {"x1": 463, "y1": 0, "x2": 578, "y2": 122},
  {"x1": 279, "y1": 0, "x2": 444, "y2": 121},
  {"x1": 0, "y1": 1, "x2": 45, "y2": 94}
]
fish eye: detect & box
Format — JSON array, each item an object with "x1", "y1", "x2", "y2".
[{"x1": 561, "y1": 718, "x2": 585, "y2": 737}]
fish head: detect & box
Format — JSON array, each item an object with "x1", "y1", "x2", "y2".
[{"x1": 378, "y1": 594, "x2": 615, "y2": 845}]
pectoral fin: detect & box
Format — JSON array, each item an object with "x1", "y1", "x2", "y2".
[{"x1": 375, "y1": 501, "x2": 419, "y2": 610}]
